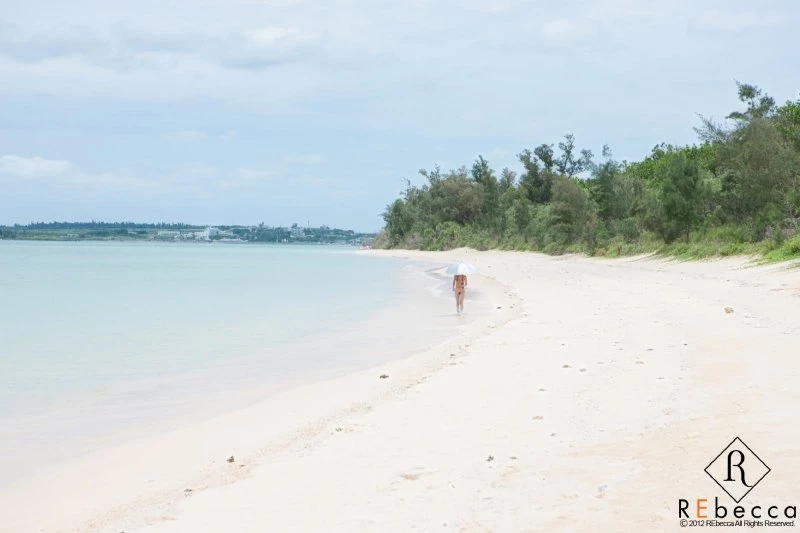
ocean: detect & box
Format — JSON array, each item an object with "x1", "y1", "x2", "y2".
[{"x1": 0, "y1": 240, "x2": 481, "y2": 485}]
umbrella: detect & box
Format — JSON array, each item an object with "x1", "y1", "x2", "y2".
[{"x1": 447, "y1": 262, "x2": 477, "y2": 275}]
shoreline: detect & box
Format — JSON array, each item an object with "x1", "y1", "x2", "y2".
[
  {"x1": 0, "y1": 248, "x2": 465, "y2": 486},
  {"x1": 3, "y1": 249, "x2": 800, "y2": 532},
  {"x1": 0, "y1": 254, "x2": 516, "y2": 533}
]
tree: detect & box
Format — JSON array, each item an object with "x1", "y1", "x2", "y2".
[
  {"x1": 471, "y1": 155, "x2": 493, "y2": 185},
  {"x1": 419, "y1": 165, "x2": 442, "y2": 184},
  {"x1": 377, "y1": 81, "x2": 800, "y2": 256},
  {"x1": 499, "y1": 167, "x2": 517, "y2": 192},
  {"x1": 518, "y1": 149, "x2": 552, "y2": 203},
  {"x1": 727, "y1": 82, "x2": 776, "y2": 122},
  {"x1": 775, "y1": 97, "x2": 800, "y2": 150},
  {"x1": 717, "y1": 119, "x2": 800, "y2": 235},
  {"x1": 591, "y1": 161, "x2": 618, "y2": 222},
  {"x1": 508, "y1": 197, "x2": 533, "y2": 240},
  {"x1": 556, "y1": 134, "x2": 578, "y2": 176},
  {"x1": 426, "y1": 171, "x2": 484, "y2": 226},
  {"x1": 548, "y1": 176, "x2": 591, "y2": 245},
  {"x1": 556, "y1": 133, "x2": 593, "y2": 177},
  {"x1": 382, "y1": 199, "x2": 415, "y2": 245},
  {"x1": 589, "y1": 144, "x2": 623, "y2": 222},
  {"x1": 472, "y1": 155, "x2": 501, "y2": 232},
  {"x1": 658, "y1": 154, "x2": 706, "y2": 242},
  {"x1": 533, "y1": 144, "x2": 555, "y2": 171}
]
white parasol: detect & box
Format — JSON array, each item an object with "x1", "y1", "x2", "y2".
[{"x1": 446, "y1": 262, "x2": 477, "y2": 275}]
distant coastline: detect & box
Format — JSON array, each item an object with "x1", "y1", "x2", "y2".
[{"x1": 0, "y1": 221, "x2": 376, "y2": 245}]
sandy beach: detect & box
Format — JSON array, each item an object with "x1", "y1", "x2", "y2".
[{"x1": 3, "y1": 250, "x2": 800, "y2": 532}]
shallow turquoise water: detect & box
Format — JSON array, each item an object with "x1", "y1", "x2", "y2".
[
  {"x1": 0, "y1": 241, "x2": 407, "y2": 418},
  {"x1": 0, "y1": 240, "x2": 488, "y2": 485}
]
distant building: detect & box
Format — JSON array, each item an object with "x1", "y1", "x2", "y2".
[
  {"x1": 157, "y1": 230, "x2": 180, "y2": 238},
  {"x1": 289, "y1": 223, "x2": 305, "y2": 238},
  {"x1": 194, "y1": 227, "x2": 219, "y2": 240}
]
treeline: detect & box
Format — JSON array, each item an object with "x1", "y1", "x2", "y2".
[
  {"x1": 379, "y1": 83, "x2": 800, "y2": 260},
  {"x1": 1, "y1": 220, "x2": 373, "y2": 244},
  {"x1": 1, "y1": 221, "x2": 203, "y2": 241},
  {"x1": 7, "y1": 221, "x2": 199, "y2": 230},
  {"x1": 247, "y1": 225, "x2": 367, "y2": 243}
]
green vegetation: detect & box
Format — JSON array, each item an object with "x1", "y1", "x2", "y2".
[
  {"x1": 0, "y1": 221, "x2": 374, "y2": 245},
  {"x1": 379, "y1": 83, "x2": 800, "y2": 261},
  {"x1": 0, "y1": 221, "x2": 195, "y2": 241}
]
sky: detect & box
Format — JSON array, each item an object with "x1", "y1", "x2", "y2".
[{"x1": 1, "y1": 0, "x2": 798, "y2": 231}]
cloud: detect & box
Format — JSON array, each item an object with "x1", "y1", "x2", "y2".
[
  {"x1": 231, "y1": 167, "x2": 273, "y2": 181},
  {"x1": 0, "y1": 154, "x2": 74, "y2": 178},
  {"x1": 220, "y1": 27, "x2": 318, "y2": 70},
  {"x1": 0, "y1": 21, "x2": 318, "y2": 73},
  {"x1": 693, "y1": 11, "x2": 785, "y2": 32},
  {"x1": 1, "y1": 0, "x2": 799, "y2": 231},
  {"x1": 483, "y1": 147, "x2": 514, "y2": 161},
  {"x1": 161, "y1": 130, "x2": 208, "y2": 142},
  {"x1": 245, "y1": 26, "x2": 300, "y2": 46},
  {"x1": 0, "y1": 154, "x2": 152, "y2": 191},
  {"x1": 462, "y1": 0, "x2": 525, "y2": 13},
  {"x1": 0, "y1": 154, "x2": 281, "y2": 197},
  {"x1": 217, "y1": 167, "x2": 274, "y2": 190},
  {"x1": 282, "y1": 153, "x2": 327, "y2": 165},
  {"x1": 540, "y1": 18, "x2": 596, "y2": 42},
  {"x1": 581, "y1": 0, "x2": 677, "y2": 26},
  {"x1": 331, "y1": 189, "x2": 370, "y2": 199},
  {"x1": 288, "y1": 174, "x2": 341, "y2": 187},
  {"x1": 0, "y1": 22, "x2": 103, "y2": 64},
  {"x1": 166, "y1": 163, "x2": 218, "y2": 184}
]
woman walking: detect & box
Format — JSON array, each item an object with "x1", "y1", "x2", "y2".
[{"x1": 452, "y1": 272, "x2": 468, "y2": 315}]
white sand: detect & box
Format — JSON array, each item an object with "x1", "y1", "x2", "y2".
[{"x1": 3, "y1": 250, "x2": 799, "y2": 532}]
